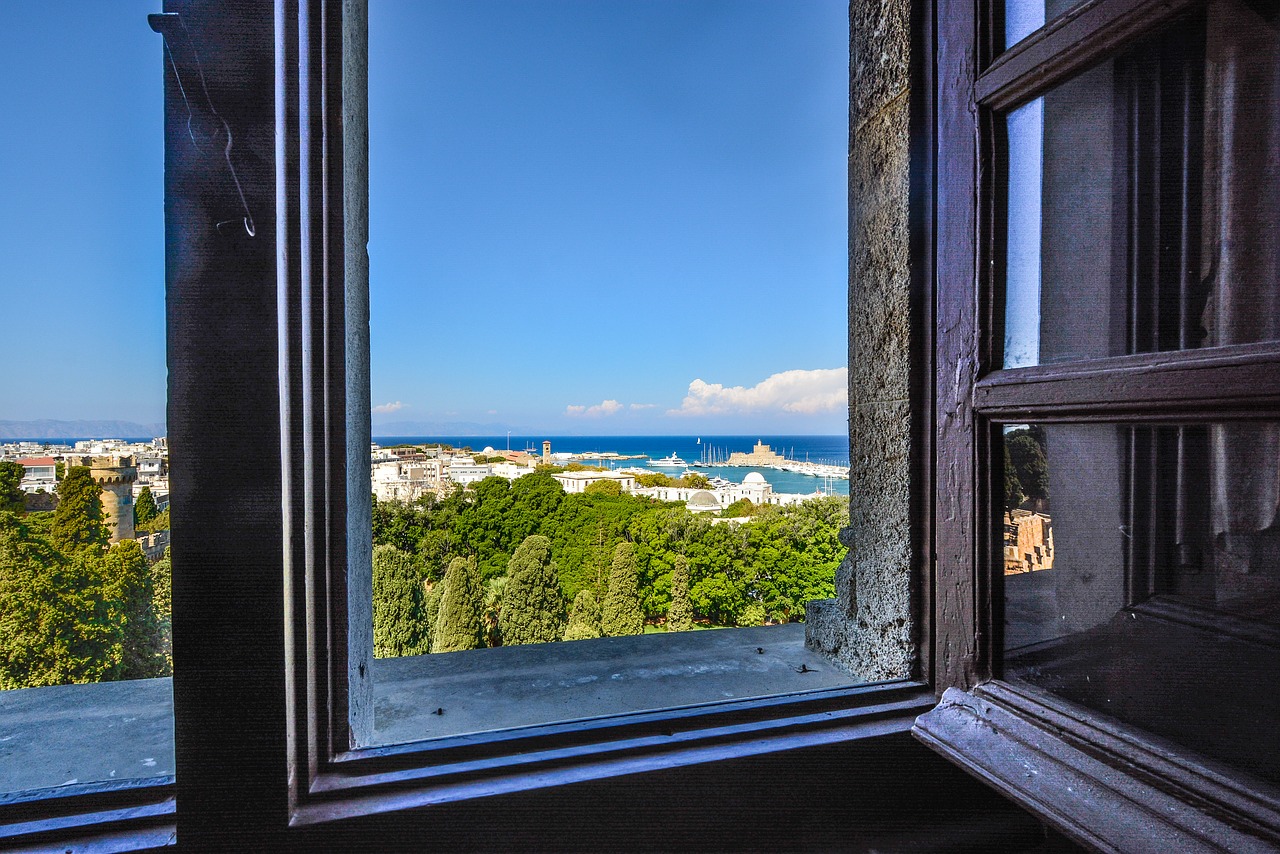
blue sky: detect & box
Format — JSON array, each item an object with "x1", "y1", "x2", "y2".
[{"x1": 2, "y1": 1, "x2": 848, "y2": 435}]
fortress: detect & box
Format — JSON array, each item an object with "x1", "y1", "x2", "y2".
[
  {"x1": 726, "y1": 441, "x2": 786, "y2": 467},
  {"x1": 65, "y1": 454, "x2": 138, "y2": 543}
]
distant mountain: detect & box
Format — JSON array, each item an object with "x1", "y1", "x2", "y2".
[
  {"x1": 372, "y1": 419, "x2": 534, "y2": 438},
  {"x1": 0, "y1": 420, "x2": 166, "y2": 440}
]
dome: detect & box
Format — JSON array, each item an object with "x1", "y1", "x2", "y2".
[
  {"x1": 742, "y1": 472, "x2": 767, "y2": 484},
  {"x1": 687, "y1": 490, "x2": 719, "y2": 508}
]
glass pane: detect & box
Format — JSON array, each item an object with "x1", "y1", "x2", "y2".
[
  {"x1": 1002, "y1": 0, "x2": 1083, "y2": 51},
  {"x1": 0, "y1": 1, "x2": 171, "y2": 795},
  {"x1": 362, "y1": 0, "x2": 859, "y2": 747},
  {"x1": 1002, "y1": 422, "x2": 1280, "y2": 786},
  {"x1": 1001, "y1": 3, "x2": 1280, "y2": 368}
]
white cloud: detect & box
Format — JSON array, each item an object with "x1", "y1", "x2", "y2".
[
  {"x1": 629, "y1": 403, "x2": 657, "y2": 410},
  {"x1": 668, "y1": 368, "x2": 847, "y2": 416},
  {"x1": 566, "y1": 399, "x2": 624, "y2": 417},
  {"x1": 372, "y1": 401, "x2": 405, "y2": 415}
]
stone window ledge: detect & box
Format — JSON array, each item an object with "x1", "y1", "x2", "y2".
[{"x1": 1, "y1": 624, "x2": 857, "y2": 795}]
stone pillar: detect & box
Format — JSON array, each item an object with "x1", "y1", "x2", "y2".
[{"x1": 805, "y1": 0, "x2": 915, "y2": 682}]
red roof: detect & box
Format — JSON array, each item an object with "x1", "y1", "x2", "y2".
[{"x1": 16, "y1": 457, "x2": 57, "y2": 467}]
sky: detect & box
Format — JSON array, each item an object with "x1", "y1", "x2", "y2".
[{"x1": 1, "y1": 1, "x2": 849, "y2": 436}]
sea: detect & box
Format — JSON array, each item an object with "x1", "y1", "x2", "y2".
[
  {"x1": 11, "y1": 434, "x2": 851, "y2": 498},
  {"x1": 372, "y1": 434, "x2": 851, "y2": 497}
]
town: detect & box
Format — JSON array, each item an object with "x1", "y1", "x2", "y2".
[{"x1": 372, "y1": 439, "x2": 840, "y2": 516}]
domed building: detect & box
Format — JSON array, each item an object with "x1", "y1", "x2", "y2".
[{"x1": 686, "y1": 490, "x2": 720, "y2": 513}]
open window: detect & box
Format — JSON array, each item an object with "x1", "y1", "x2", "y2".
[{"x1": 916, "y1": 0, "x2": 1280, "y2": 848}]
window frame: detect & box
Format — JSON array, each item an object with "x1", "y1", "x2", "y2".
[
  {"x1": 915, "y1": 0, "x2": 1280, "y2": 848},
  {"x1": 0, "y1": 0, "x2": 942, "y2": 846},
  {"x1": 179, "y1": 0, "x2": 936, "y2": 845}
]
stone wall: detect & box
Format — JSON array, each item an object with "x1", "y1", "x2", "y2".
[{"x1": 806, "y1": 0, "x2": 915, "y2": 681}]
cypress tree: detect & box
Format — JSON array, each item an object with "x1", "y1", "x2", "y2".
[
  {"x1": 423, "y1": 580, "x2": 443, "y2": 653},
  {"x1": 499, "y1": 535, "x2": 565, "y2": 645},
  {"x1": 51, "y1": 467, "x2": 108, "y2": 551},
  {"x1": 372, "y1": 544, "x2": 430, "y2": 658},
  {"x1": 150, "y1": 547, "x2": 173, "y2": 673},
  {"x1": 601, "y1": 542, "x2": 644, "y2": 636},
  {"x1": 100, "y1": 539, "x2": 165, "y2": 678},
  {"x1": 433, "y1": 556, "x2": 484, "y2": 652},
  {"x1": 563, "y1": 589, "x2": 602, "y2": 641},
  {"x1": 667, "y1": 555, "x2": 693, "y2": 632},
  {"x1": 0, "y1": 462, "x2": 25, "y2": 515},
  {"x1": 134, "y1": 486, "x2": 157, "y2": 528}
]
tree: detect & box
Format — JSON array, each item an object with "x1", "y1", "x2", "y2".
[
  {"x1": 0, "y1": 512, "x2": 118, "y2": 688},
  {"x1": 433, "y1": 556, "x2": 484, "y2": 652},
  {"x1": 667, "y1": 555, "x2": 693, "y2": 632},
  {"x1": 51, "y1": 466, "x2": 108, "y2": 551},
  {"x1": 0, "y1": 462, "x2": 25, "y2": 515},
  {"x1": 423, "y1": 581, "x2": 443, "y2": 652},
  {"x1": 1003, "y1": 444, "x2": 1025, "y2": 511},
  {"x1": 601, "y1": 542, "x2": 644, "y2": 636},
  {"x1": 721, "y1": 498, "x2": 756, "y2": 518},
  {"x1": 499, "y1": 535, "x2": 565, "y2": 645},
  {"x1": 678, "y1": 473, "x2": 711, "y2": 489},
  {"x1": 583, "y1": 479, "x2": 621, "y2": 496},
  {"x1": 100, "y1": 539, "x2": 166, "y2": 679},
  {"x1": 372, "y1": 544, "x2": 430, "y2": 658},
  {"x1": 151, "y1": 547, "x2": 173, "y2": 673},
  {"x1": 137, "y1": 507, "x2": 170, "y2": 534},
  {"x1": 737, "y1": 602, "x2": 767, "y2": 627},
  {"x1": 563, "y1": 589, "x2": 602, "y2": 641},
  {"x1": 134, "y1": 486, "x2": 158, "y2": 527},
  {"x1": 1007, "y1": 430, "x2": 1049, "y2": 503}
]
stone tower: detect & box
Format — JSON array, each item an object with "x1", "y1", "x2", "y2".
[
  {"x1": 66, "y1": 454, "x2": 138, "y2": 543},
  {"x1": 542, "y1": 440, "x2": 551, "y2": 465}
]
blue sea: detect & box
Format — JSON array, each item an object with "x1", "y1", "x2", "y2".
[{"x1": 372, "y1": 435, "x2": 851, "y2": 497}]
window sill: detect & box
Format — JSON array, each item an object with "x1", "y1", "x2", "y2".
[
  {"x1": 294, "y1": 626, "x2": 928, "y2": 827},
  {"x1": 913, "y1": 682, "x2": 1280, "y2": 852},
  {"x1": 0, "y1": 678, "x2": 174, "y2": 849},
  {"x1": 370, "y1": 623, "x2": 856, "y2": 745}
]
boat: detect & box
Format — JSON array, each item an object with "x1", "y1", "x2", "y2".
[{"x1": 648, "y1": 453, "x2": 688, "y2": 468}]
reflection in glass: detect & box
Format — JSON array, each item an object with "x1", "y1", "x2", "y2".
[
  {"x1": 1001, "y1": 3, "x2": 1280, "y2": 368},
  {"x1": 1003, "y1": 1, "x2": 1082, "y2": 51},
  {"x1": 1002, "y1": 422, "x2": 1280, "y2": 786}
]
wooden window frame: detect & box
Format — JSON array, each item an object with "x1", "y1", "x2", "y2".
[
  {"x1": 0, "y1": 0, "x2": 954, "y2": 846},
  {"x1": 916, "y1": 0, "x2": 1280, "y2": 849}
]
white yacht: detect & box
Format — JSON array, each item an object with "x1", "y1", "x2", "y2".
[{"x1": 648, "y1": 453, "x2": 688, "y2": 468}]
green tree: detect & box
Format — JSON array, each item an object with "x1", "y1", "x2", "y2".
[
  {"x1": 422, "y1": 581, "x2": 443, "y2": 652},
  {"x1": 0, "y1": 462, "x2": 25, "y2": 515},
  {"x1": 499, "y1": 535, "x2": 565, "y2": 645},
  {"x1": 1003, "y1": 444, "x2": 1025, "y2": 511},
  {"x1": 433, "y1": 556, "x2": 484, "y2": 652},
  {"x1": 137, "y1": 507, "x2": 170, "y2": 534},
  {"x1": 721, "y1": 498, "x2": 756, "y2": 518},
  {"x1": 51, "y1": 466, "x2": 108, "y2": 551},
  {"x1": 737, "y1": 602, "x2": 767, "y2": 627},
  {"x1": 1007, "y1": 430, "x2": 1050, "y2": 503},
  {"x1": 372, "y1": 544, "x2": 430, "y2": 658},
  {"x1": 100, "y1": 539, "x2": 165, "y2": 678},
  {"x1": 150, "y1": 547, "x2": 173, "y2": 673},
  {"x1": 563, "y1": 589, "x2": 602, "y2": 641},
  {"x1": 667, "y1": 555, "x2": 694, "y2": 632},
  {"x1": 134, "y1": 486, "x2": 158, "y2": 528},
  {"x1": 635, "y1": 472, "x2": 674, "y2": 488},
  {"x1": 583, "y1": 479, "x2": 622, "y2": 496},
  {"x1": 601, "y1": 542, "x2": 644, "y2": 636},
  {"x1": 678, "y1": 473, "x2": 711, "y2": 489},
  {"x1": 0, "y1": 512, "x2": 119, "y2": 688}
]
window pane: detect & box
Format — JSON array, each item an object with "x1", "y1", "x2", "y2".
[
  {"x1": 1002, "y1": 421, "x2": 1280, "y2": 786},
  {"x1": 1001, "y1": 4, "x2": 1280, "y2": 368},
  {"x1": 361, "y1": 0, "x2": 860, "y2": 747},
  {"x1": 0, "y1": 1, "x2": 171, "y2": 795},
  {"x1": 1001, "y1": 0, "x2": 1082, "y2": 52}
]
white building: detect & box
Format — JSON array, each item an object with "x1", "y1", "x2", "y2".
[
  {"x1": 551, "y1": 470, "x2": 637, "y2": 494},
  {"x1": 16, "y1": 457, "x2": 58, "y2": 493}
]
